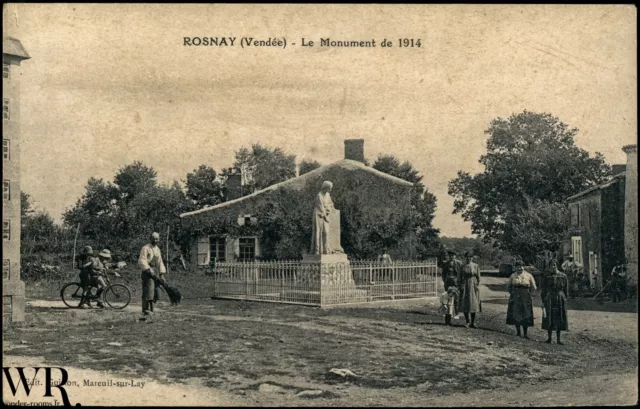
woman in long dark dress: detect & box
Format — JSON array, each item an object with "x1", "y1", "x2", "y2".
[
  {"x1": 541, "y1": 268, "x2": 570, "y2": 344},
  {"x1": 506, "y1": 260, "x2": 537, "y2": 338}
]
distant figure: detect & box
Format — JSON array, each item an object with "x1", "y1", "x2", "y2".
[
  {"x1": 460, "y1": 252, "x2": 482, "y2": 328},
  {"x1": 541, "y1": 267, "x2": 570, "y2": 345},
  {"x1": 506, "y1": 260, "x2": 537, "y2": 339},
  {"x1": 562, "y1": 255, "x2": 583, "y2": 298},
  {"x1": 139, "y1": 232, "x2": 167, "y2": 316},
  {"x1": 311, "y1": 181, "x2": 335, "y2": 255},
  {"x1": 611, "y1": 259, "x2": 628, "y2": 303},
  {"x1": 379, "y1": 249, "x2": 392, "y2": 264},
  {"x1": 78, "y1": 246, "x2": 96, "y2": 307}
]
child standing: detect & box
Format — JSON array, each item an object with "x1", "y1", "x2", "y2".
[{"x1": 439, "y1": 286, "x2": 460, "y2": 326}]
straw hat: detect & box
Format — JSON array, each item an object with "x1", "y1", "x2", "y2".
[{"x1": 99, "y1": 249, "x2": 112, "y2": 258}]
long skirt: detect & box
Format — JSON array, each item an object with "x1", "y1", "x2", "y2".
[
  {"x1": 459, "y1": 277, "x2": 482, "y2": 313},
  {"x1": 506, "y1": 287, "x2": 534, "y2": 326},
  {"x1": 542, "y1": 292, "x2": 569, "y2": 331}
]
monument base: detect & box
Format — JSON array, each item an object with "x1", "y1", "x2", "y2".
[{"x1": 301, "y1": 253, "x2": 358, "y2": 305}]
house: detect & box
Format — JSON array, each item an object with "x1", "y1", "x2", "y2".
[
  {"x1": 180, "y1": 140, "x2": 415, "y2": 269},
  {"x1": 565, "y1": 168, "x2": 626, "y2": 289},
  {"x1": 3, "y1": 36, "x2": 30, "y2": 323}
]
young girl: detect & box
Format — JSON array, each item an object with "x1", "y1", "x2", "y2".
[{"x1": 439, "y1": 286, "x2": 460, "y2": 326}]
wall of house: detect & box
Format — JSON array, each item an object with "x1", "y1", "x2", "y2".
[
  {"x1": 567, "y1": 193, "x2": 601, "y2": 287},
  {"x1": 623, "y1": 145, "x2": 638, "y2": 285},
  {"x1": 600, "y1": 180, "x2": 626, "y2": 281},
  {"x1": 2, "y1": 53, "x2": 26, "y2": 323}
]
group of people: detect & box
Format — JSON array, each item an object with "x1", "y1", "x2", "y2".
[
  {"x1": 76, "y1": 231, "x2": 168, "y2": 316},
  {"x1": 77, "y1": 246, "x2": 118, "y2": 308},
  {"x1": 505, "y1": 257, "x2": 569, "y2": 344},
  {"x1": 439, "y1": 248, "x2": 572, "y2": 345},
  {"x1": 439, "y1": 251, "x2": 482, "y2": 328}
]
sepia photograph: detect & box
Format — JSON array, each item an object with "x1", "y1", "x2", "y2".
[{"x1": 2, "y1": 3, "x2": 637, "y2": 407}]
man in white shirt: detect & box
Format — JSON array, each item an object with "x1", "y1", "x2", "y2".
[{"x1": 138, "y1": 232, "x2": 167, "y2": 316}]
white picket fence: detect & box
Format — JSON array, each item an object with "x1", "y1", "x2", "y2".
[{"x1": 210, "y1": 259, "x2": 438, "y2": 306}]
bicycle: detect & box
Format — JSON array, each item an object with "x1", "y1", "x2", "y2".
[{"x1": 60, "y1": 272, "x2": 132, "y2": 309}]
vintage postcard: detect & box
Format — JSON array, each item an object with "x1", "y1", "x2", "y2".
[{"x1": 2, "y1": 3, "x2": 637, "y2": 407}]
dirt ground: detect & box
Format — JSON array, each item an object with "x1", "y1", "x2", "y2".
[{"x1": 2, "y1": 275, "x2": 638, "y2": 407}]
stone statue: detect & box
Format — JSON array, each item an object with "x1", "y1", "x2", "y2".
[{"x1": 310, "y1": 180, "x2": 343, "y2": 255}]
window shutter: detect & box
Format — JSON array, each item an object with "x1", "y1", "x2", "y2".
[
  {"x1": 233, "y1": 239, "x2": 240, "y2": 259},
  {"x1": 255, "y1": 237, "x2": 261, "y2": 258},
  {"x1": 197, "y1": 237, "x2": 209, "y2": 266}
]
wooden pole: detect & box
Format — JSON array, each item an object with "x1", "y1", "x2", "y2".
[
  {"x1": 166, "y1": 224, "x2": 170, "y2": 273},
  {"x1": 72, "y1": 223, "x2": 80, "y2": 269}
]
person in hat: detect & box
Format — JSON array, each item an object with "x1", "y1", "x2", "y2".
[
  {"x1": 611, "y1": 259, "x2": 628, "y2": 303},
  {"x1": 459, "y1": 252, "x2": 482, "y2": 328},
  {"x1": 506, "y1": 259, "x2": 537, "y2": 338},
  {"x1": 541, "y1": 261, "x2": 570, "y2": 344},
  {"x1": 87, "y1": 249, "x2": 112, "y2": 308},
  {"x1": 138, "y1": 232, "x2": 167, "y2": 316},
  {"x1": 78, "y1": 246, "x2": 96, "y2": 307}
]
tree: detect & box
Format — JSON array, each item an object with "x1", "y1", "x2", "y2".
[
  {"x1": 185, "y1": 165, "x2": 225, "y2": 207},
  {"x1": 503, "y1": 199, "x2": 569, "y2": 264},
  {"x1": 232, "y1": 143, "x2": 296, "y2": 193},
  {"x1": 113, "y1": 161, "x2": 158, "y2": 203},
  {"x1": 298, "y1": 159, "x2": 322, "y2": 176},
  {"x1": 372, "y1": 154, "x2": 442, "y2": 258},
  {"x1": 448, "y1": 110, "x2": 611, "y2": 244}
]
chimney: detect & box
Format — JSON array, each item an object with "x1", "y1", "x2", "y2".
[
  {"x1": 612, "y1": 164, "x2": 626, "y2": 176},
  {"x1": 344, "y1": 139, "x2": 365, "y2": 163},
  {"x1": 226, "y1": 168, "x2": 242, "y2": 200}
]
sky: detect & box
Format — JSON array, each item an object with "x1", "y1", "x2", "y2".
[{"x1": 3, "y1": 4, "x2": 637, "y2": 237}]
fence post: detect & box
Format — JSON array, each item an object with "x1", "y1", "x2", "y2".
[
  {"x1": 244, "y1": 263, "x2": 249, "y2": 300},
  {"x1": 392, "y1": 264, "x2": 396, "y2": 300}
]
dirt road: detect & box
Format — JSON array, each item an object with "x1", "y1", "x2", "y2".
[{"x1": 3, "y1": 275, "x2": 637, "y2": 406}]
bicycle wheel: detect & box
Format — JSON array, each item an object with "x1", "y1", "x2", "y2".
[
  {"x1": 103, "y1": 284, "x2": 131, "y2": 310},
  {"x1": 61, "y1": 283, "x2": 85, "y2": 308}
]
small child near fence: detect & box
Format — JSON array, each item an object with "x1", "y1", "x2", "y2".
[{"x1": 439, "y1": 286, "x2": 460, "y2": 326}]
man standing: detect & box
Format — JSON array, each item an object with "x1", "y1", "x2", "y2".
[
  {"x1": 138, "y1": 232, "x2": 167, "y2": 316},
  {"x1": 562, "y1": 255, "x2": 583, "y2": 298},
  {"x1": 460, "y1": 252, "x2": 482, "y2": 328},
  {"x1": 611, "y1": 259, "x2": 628, "y2": 303},
  {"x1": 442, "y1": 250, "x2": 462, "y2": 290}
]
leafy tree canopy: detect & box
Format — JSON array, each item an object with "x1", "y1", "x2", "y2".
[{"x1": 448, "y1": 110, "x2": 611, "y2": 243}]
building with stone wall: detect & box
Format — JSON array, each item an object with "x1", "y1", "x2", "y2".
[
  {"x1": 622, "y1": 144, "x2": 637, "y2": 285},
  {"x1": 180, "y1": 140, "x2": 414, "y2": 268},
  {"x1": 3, "y1": 36, "x2": 30, "y2": 323}
]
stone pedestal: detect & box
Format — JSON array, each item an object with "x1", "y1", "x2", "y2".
[{"x1": 296, "y1": 253, "x2": 366, "y2": 305}]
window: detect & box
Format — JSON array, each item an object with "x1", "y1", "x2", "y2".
[
  {"x1": 2, "y1": 180, "x2": 9, "y2": 201},
  {"x1": 2, "y1": 259, "x2": 9, "y2": 280},
  {"x1": 2, "y1": 63, "x2": 8, "y2": 79},
  {"x1": 2, "y1": 140, "x2": 8, "y2": 160},
  {"x1": 3, "y1": 99, "x2": 9, "y2": 121},
  {"x1": 238, "y1": 237, "x2": 256, "y2": 261},
  {"x1": 209, "y1": 237, "x2": 226, "y2": 262},
  {"x1": 3, "y1": 220, "x2": 10, "y2": 241},
  {"x1": 571, "y1": 236, "x2": 583, "y2": 265}
]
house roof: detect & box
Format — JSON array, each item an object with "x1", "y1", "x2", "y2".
[
  {"x1": 566, "y1": 172, "x2": 626, "y2": 202},
  {"x1": 180, "y1": 159, "x2": 414, "y2": 218},
  {"x1": 3, "y1": 37, "x2": 31, "y2": 60}
]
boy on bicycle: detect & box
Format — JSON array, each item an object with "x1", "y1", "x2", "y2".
[{"x1": 79, "y1": 248, "x2": 115, "y2": 308}]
